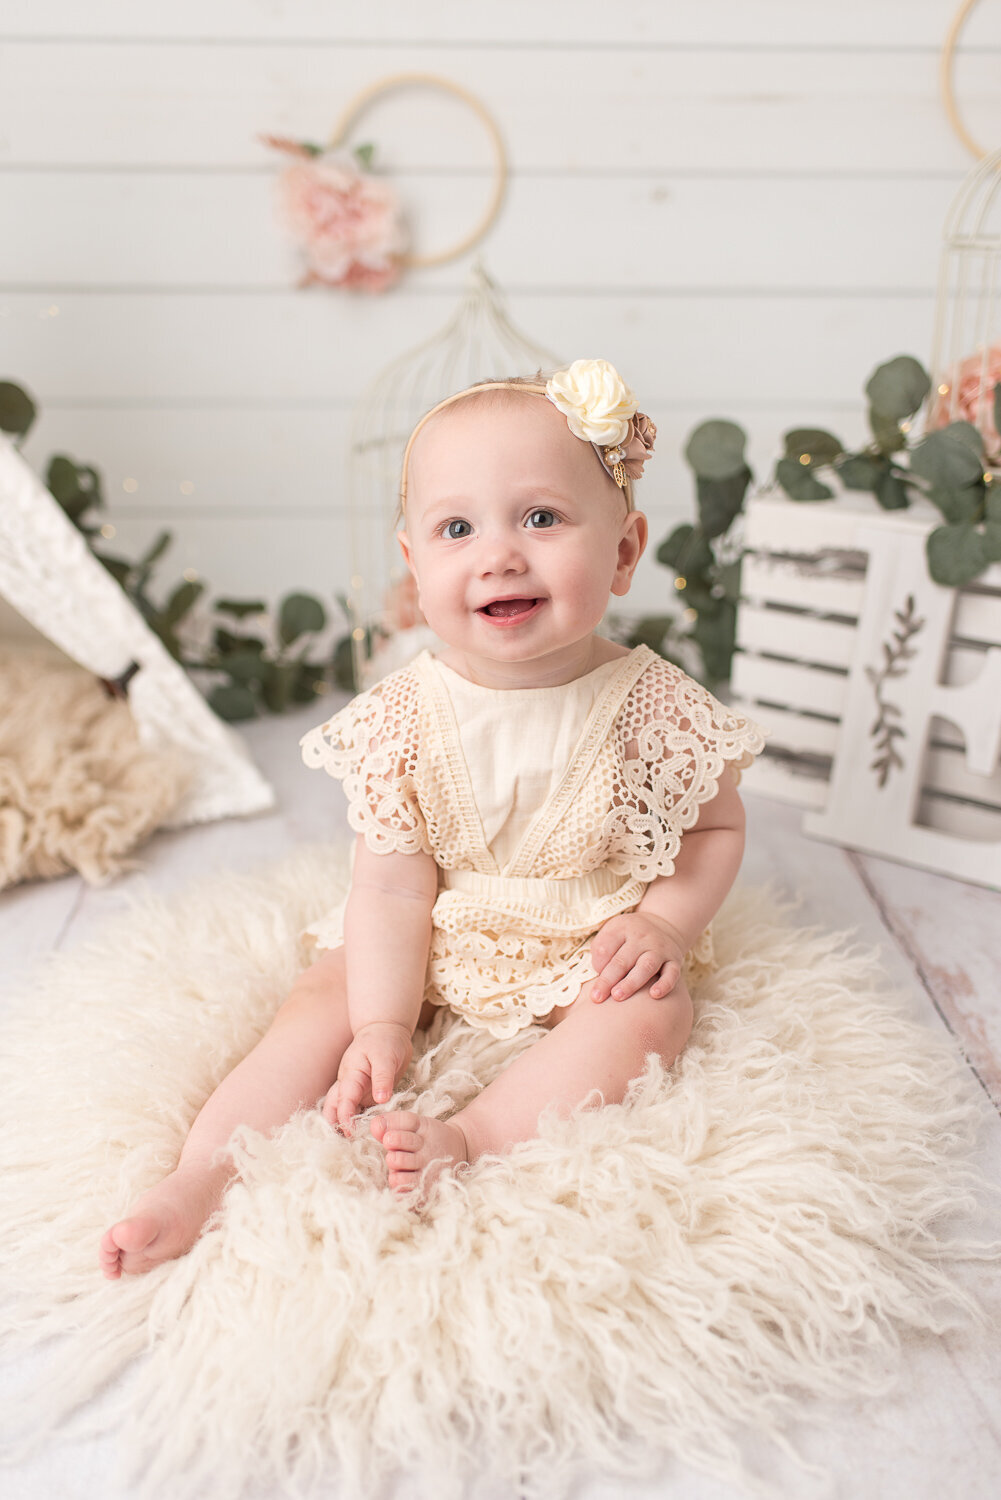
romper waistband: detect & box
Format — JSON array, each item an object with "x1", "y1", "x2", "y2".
[{"x1": 443, "y1": 866, "x2": 632, "y2": 907}]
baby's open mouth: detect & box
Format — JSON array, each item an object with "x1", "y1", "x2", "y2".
[{"x1": 478, "y1": 598, "x2": 543, "y2": 621}]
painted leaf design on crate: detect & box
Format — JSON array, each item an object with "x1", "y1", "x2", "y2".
[{"x1": 864, "y1": 594, "x2": 926, "y2": 788}]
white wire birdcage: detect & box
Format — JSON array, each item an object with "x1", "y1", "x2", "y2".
[
  {"x1": 346, "y1": 261, "x2": 561, "y2": 684},
  {"x1": 927, "y1": 147, "x2": 1001, "y2": 458}
]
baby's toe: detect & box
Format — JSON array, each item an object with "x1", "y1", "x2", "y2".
[
  {"x1": 379, "y1": 1109, "x2": 422, "y2": 1135},
  {"x1": 388, "y1": 1169, "x2": 421, "y2": 1194},
  {"x1": 382, "y1": 1128, "x2": 423, "y2": 1152}
]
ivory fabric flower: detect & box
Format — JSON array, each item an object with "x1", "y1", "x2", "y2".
[
  {"x1": 272, "y1": 148, "x2": 407, "y2": 293},
  {"x1": 927, "y1": 342, "x2": 1001, "y2": 456},
  {"x1": 546, "y1": 359, "x2": 638, "y2": 446}
]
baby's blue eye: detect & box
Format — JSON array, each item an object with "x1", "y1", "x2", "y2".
[
  {"x1": 443, "y1": 519, "x2": 472, "y2": 539},
  {"x1": 526, "y1": 509, "x2": 557, "y2": 529}
]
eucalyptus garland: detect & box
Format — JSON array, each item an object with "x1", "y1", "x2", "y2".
[
  {"x1": 633, "y1": 353, "x2": 1001, "y2": 686},
  {"x1": 0, "y1": 380, "x2": 357, "y2": 719}
]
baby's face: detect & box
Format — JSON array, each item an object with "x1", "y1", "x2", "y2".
[{"x1": 398, "y1": 393, "x2": 646, "y2": 677}]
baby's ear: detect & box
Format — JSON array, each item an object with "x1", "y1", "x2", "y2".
[
  {"x1": 611, "y1": 510, "x2": 648, "y2": 595},
  {"x1": 396, "y1": 530, "x2": 417, "y2": 577}
]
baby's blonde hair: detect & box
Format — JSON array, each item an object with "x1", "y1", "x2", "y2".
[{"x1": 398, "y1": 376, "x2": 635, "y2": 516}]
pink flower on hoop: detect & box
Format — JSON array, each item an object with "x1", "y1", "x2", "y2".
[
  {"x1": 927, "y1": 342, "x2": 1001, "y2": 459},
  {"x1": 263, "y1": 136, "x2": 407, "y2": 293}
]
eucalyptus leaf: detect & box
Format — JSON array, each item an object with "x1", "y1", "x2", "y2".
[
  {"x1": 215, "y1": 598, "x2": 267, "y2": 620},
  {"x1": 680, "y1": 579, "x2": 722, "y2": 616},
  {"x1": 983, "y1": 522, "x2": 1001, "y2": 563},
  {"x1": 696, "y1": 466, "x2": 751, "y2": 539},
  {"x1": 138, "y1": 530, "x2": 172, "y2": 570},
  {"x1": 926, "y1": 484, "x2": 982, "y2": 524},
  {"x1": 219, "y1": 649, "x2": 268, "y2": 685},
  {"x1": 944, "y1": 420, "x2": 986, "y2": 456},
  {"x1": 261, "y1": 660, "x2": 298, "y2": 712},
  {"x1": 775, "y1": 458, "x2": 833, "y2": 501},
  {"x1": 655, "y1": 523, "x2": 714, "y2": 578},
  {"x1": 0, "y1": 381, "x2": 37, "y2": 438},
  {"x1": 293, "y1": 662, "x2": 327, "y2": 702},
  {"x1": 873, "y1": 471, "x2": 911, "y2": 511},
  {"x1": 684, "y1": 420, "x2": 747, "y2": 481},
  {"x1": 783, "y1": 428, "x2": 843, "y2": 467},
  {"x1": 909, "y1": 426, "x2": 985, "y2": 489},
  {"x1": 279, "y1": 591, "x2": 326, "y2": 646},
  {"x1": 214, "y1": 627, "x2": 266, "y2": 657},
  {"x1": 986, "y1": 486, "x2": 1001, "y2": 524},
  {"x1": 625, "y1": 615, "x2": 676, "y2": 655},
  {"x1": 163, "y1": 578, "x2": 204, "y2": 627},
  {"x1": 98, "y1": 555, "x2": 133, "y2": 587},
  {"x1": 332, "y1": 634, "x2": 359, "y2": 692},
  {"x1": 837, "y1": 454, "x2": 887, "y2": 492},
  {"x1": 47, "y1": 455, "x2": 93, "y2": 505},
  {"x1": 926, "y1": 523, "x2": 988, "y2": 587},
  {"x1": 692, "y1": 599, "x2": 737, "y2": 684},
  {"x1": 209, "y1": 683, "x2": 259, "y2": 722},
  {"x1": 865, "y1": 355, "x2": 931, "y2": 420},
  {"x1": 354, "y1": 142, "x2": 376, "y2": 169}
]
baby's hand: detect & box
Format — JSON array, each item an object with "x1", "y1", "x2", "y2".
[
  {"x1": 589, "y1": 912, "x2": 686, "y2": 1004},
  {"x1": 324, "y1": 1021, "x2": 413, "y2": 1136}
]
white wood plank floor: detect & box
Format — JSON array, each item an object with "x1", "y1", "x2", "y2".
[{"x1": 2, "y1": 699, "x2": 1000, "y2": 1500}]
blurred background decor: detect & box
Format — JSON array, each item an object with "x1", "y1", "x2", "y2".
[
  {"x1": 0, "y1": 422, "x2": 275, "y2": 839},
  {"x1": 721, "y1": 140, "x2": 1001, "y2": 886},
  {"x1": 263, "y1": 72, "x2": 508, "y2": 294},
  {"x1": 4, "y1": 1, "x2": 1001, "y2": 872}
]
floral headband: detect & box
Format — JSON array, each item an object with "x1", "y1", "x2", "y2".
[{"x1": 399, "y1": 358, "x2": 656, "y2": 512}]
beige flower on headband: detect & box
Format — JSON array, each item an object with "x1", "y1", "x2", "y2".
[{"x1": 546, "y1": 359, "x2": 638, "y2": 446}]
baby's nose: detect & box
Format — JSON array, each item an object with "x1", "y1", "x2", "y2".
[{"x1": 478, "y1": 531, "x2": 527, "y2": 574}]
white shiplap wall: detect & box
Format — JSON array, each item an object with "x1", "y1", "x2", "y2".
[{"x1": 2, "y1": 1, "x2": 1000, "y2": 613}]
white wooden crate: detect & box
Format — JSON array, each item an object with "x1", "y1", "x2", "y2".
[{"x1": 731, "y1": 490, "x2": 1001, "y2": 858}]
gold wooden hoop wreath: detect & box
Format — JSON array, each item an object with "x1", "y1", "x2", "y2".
[
  {"x1": 941, "y1": 0, "x2": 995, "y2": 160},
  {"x1": 328, "y1": 73, "x2": 509, "y2": 269}
]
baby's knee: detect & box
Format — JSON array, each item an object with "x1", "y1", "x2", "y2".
[
  {"x1": 624, "y1": 981, "x2": 693, "y2": 1060},
  {"x1": 277, "y1": 949, "x2": 347, "y2": 1024}
]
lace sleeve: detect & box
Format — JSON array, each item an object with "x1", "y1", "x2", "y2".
[
  {"x1": 299, "y1": 665, "x2": 431, "y2": 857},
  {"x1": 603, "y1": 657, "x2": 768, "y2": 881}
]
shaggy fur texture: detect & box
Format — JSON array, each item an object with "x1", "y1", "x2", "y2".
[
  {"x1": 0, "y1": 646, "x2": 190, "y2": 887},
  {"x1": 0, "y1": 845, "x2": 996, "y2": 1500}
]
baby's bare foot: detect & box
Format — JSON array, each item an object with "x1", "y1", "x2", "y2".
[
  {"x1": 99, "y1": 1165, "x2": 228, "y2": 1279},
  {"x1": 371, "y1": 1110, "x2": 469, "y2": 1195}
]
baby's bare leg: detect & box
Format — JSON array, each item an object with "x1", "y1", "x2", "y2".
[
  {"x1": 374, "y1": 979, "x2": 693, "y2": 1193},
  {"x1": 100, "y1": 948, "x2": 353, "y2": 1278}
]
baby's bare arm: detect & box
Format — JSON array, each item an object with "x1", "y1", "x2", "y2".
[
  {"x1": 591, "y1": 765, "x2": 746, "y2": 1003},
  {"x1": 331, "y1": 836, "x2": 438, "y2": 1131}
]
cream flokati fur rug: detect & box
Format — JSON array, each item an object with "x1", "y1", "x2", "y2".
[{"x1": 0, "y1": 846, "x2": 996, "y2": 1500}]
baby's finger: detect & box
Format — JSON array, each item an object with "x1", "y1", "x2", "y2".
[
  {"x1": 648, "y1": 960, "x2": 681, "y2": 1000},
  {"x1": 370, "y1": 1056, "x2": 398, "y2": 1105},
  {"x1": 589, "y1": 925, "x2": 625, "y2": 972},
  {"x1": 337, "y1": 1068, "x2": 369, "y2": 1132},
  {"x1": 321, "y1": 1081, "x2": 341, "y2": 1125},
  {"x1": 609, "y1": 949, "x2": 663, "y2": 1001},
  {"x1": 591, "y1": 947, "x2": 637, "y2": 1002}
]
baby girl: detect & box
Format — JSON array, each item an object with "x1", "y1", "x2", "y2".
[{"x1": 101, "y1": 358, "x2": 765, "y2": 1277}]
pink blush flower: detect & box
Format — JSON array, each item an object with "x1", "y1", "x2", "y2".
[
  {"x1": 928, "y1": 342, "x2": 1001, "y2": 457},
  {"x1": 278, "y1": 155, "x2": 407, "y2": 292}
]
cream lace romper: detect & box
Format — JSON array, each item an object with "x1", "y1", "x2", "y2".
[{"x1": 300, "y1": 644, "x2": 767, "y2": 1041}]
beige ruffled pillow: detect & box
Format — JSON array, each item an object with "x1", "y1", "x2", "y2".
[{"x1": 0, "y1": 647, "x2": 191, "y2": 888}]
